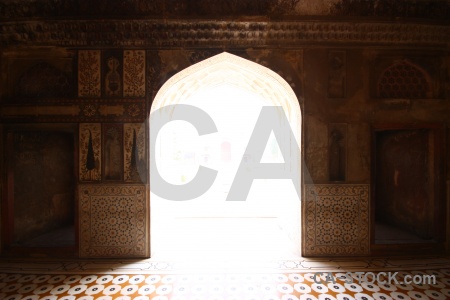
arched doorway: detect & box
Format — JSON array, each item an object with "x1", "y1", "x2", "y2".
[{"x1": 150, "y1": 53, "x2": 302, "y2": 266}]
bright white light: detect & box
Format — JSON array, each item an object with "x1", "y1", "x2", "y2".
[{"x1": 151, "y1": 80, "x2": 301, "y2": 267}]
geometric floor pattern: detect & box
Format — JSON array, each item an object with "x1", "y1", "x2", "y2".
[{"x1": 1, "y1": 269, "x2": 450, "y2": 300}]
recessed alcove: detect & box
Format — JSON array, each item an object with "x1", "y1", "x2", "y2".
[
  {"x1": 372, "y1": 125, "x2": 445, "y2": 253},
  {"x1": 3, "y1": 125, "x2": 76, "y2": 254}
]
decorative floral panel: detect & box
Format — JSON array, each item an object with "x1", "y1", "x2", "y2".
[
  {"x1": 79, "y1": 184, "x2": 148, "y2": 258},
  {"x1": 79, "y1": 123, "x2": 101, "y2": 181},
  {"x1": 124, "y1": 123, "x2": 147, "y2": 183},
  {"x1": 123, "y1": 50, "x2": 146, "y2": 97},
  {"x1": 303, "y1": 184, "x2": 370, "y2": 256},
  {"x1": 78, "y1": 50, "x2": 101, "y2": 97}
]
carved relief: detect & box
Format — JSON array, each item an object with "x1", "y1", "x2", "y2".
[
  {"x1": 81, "y1": 103, "x2": 98, "y2": 117},
  {"x1": 17, "y1": 62, "x2": 73, "y2": 98},
  {"x1": 104, "y1": 53, "x2": 123, "y2": 97},
  {"x1": 377, "y1": 60, "x2": 432, "y2": 99},
  {"x1": 305, "y1": 116, "x2": 328, "y2": 182},
  {"x1": 146, "y1": 50, "x2": 162, "y2": 102},
  {"x1": 332, "y1": 0, "x2": 450, "y2": 19},
  {"x1": 78, "y1": 184, "x2": 148, "y2": 258},
  {"x1": 189, "y1": 49, "x2": 222, "y2": 65},
  {"x1": 103, "y1": 124, "x2": 123, "y2": 181},
  {"x1": 328, "y1": 50, "x2": 346, "y2": 98},
  {"x1": 0, "y1": 100, "x2": 146, "y2": 123},
  {"x1": 125, "y1": 103, "x2": 144, "y2": 118},
  {"x1": 123, "y1": 50, "x2": 145, "y2": 97},
  {"x1": 78, "y1": 50, "x2": 101, "y2": 97},
  {"x1": 1, "y1": 21, "x2": 448, "y2": 48},
  {"x1": 79, "y1": 123, "x2": 101, "y2": 181},
  {"x1": 329, "y1": 123, "x2": 347, "y2": 182},
  {"x1": 124, "y1": 123, "x2": 146, "y2": 183},
  {"x1": 304, "y1": 184, "x2": 370, "y2": 256}
]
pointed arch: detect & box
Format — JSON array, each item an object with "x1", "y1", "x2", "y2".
[
  {"x1": 150, "y1": 52, "x2": 303, "y2": 258},
  {"x1": 151, "y1": 52, "x2": 301, "y2": 143}
]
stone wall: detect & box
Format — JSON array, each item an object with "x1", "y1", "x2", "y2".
[{"x1": 0, "y1": 14, "x2": 449, "y2": 257}]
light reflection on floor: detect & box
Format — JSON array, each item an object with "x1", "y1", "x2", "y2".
[{"x1": 151, "y1": 216, "x2": 301, "y2": 271}]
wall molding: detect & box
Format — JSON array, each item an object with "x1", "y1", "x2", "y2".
[{"x1": 1, "y1": 20, "x2": 448, "y2": 48}]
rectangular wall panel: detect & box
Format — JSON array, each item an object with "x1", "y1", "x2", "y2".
[
  {"x1": 79, "y1": 184, "x2": 149, "y2": 258},
  {"x1": 123, "y1": 50, "x2": 146, "y2": 97},
  {"x1": 303, "y1": 184, "x2": 370, "y2": 256},
  {"x1": 78, "y1": 50, "x2": 101, "y2": 97},
  {"x1": 79, "y1": 123, "x2": 101, "y2": 181}
]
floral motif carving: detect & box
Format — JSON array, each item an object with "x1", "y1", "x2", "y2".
[
  {"x1": 82, "y1": 104, "x2": 98, "y2": 117},
  {"x1": 123, "y1": 50, "x2": 145, "y2": 97},
  {"x1": 78, "y1": 50, "x2": 101, "y2": 97}
]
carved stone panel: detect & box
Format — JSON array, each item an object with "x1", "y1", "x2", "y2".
[
  {"x1": 78, "y1": 50, "x2": 101, "y2": 97},
  {"x1": 103, "y1": 51, "x2": 123, "y2": 97},
  {"x1": 79, "y1": 123, "x2": 101, "y2": 181},
  {"x1": 372, "y1": 56, "x2": 440, "y2": 101},
  {"x1": 1, "y1": 20, "x2": 449, "y2": 48},
  {"x1": 123, "y1": 50, "x2": 146, "y2": 97},
  {"x1": 124, "y1": 123, "x2": 147, "y2": 183},
  {"x1": 328, "y1": 50, "x2": 346, "y2": 98},
  {"x1": 102, "y1": 123, "x2": 123, "y2": 181},
  {"x1": 79, "y1": 184, "x2": 148, "y2": 258},
  {"x1": 328, "y1": 123, "x2": 347, "y2": 182},
  {"x1": 17, "y1": 62, "x2": 73, "y2": 99},
  {"x1": 303, "y1": 184, "x2": 370, "y2": 256},
  {"x1": 377, "y1": 60, "x2": 432, "y2": 99}
]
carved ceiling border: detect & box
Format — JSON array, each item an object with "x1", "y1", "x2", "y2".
[{"x1": 1, "y1": 20, "x2": 448, "y2": 48}]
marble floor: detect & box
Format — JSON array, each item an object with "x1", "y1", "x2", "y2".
[
  {"x1": 2, "y1": 217, "x2": 450, "y2": 299},
  {"x1": 1, "y1": 268, "x2": 450, "y2": 300},
  {"x1": 2, "y1": 215, "x2": 450, "y2": 299},
  {"x1": 1, "y1": 256, "x2": 450, "y2": 300}
]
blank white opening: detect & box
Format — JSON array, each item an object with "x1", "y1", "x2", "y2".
[{"x1": 150, "y1": 54, "x2": 302, "y2": 268}]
